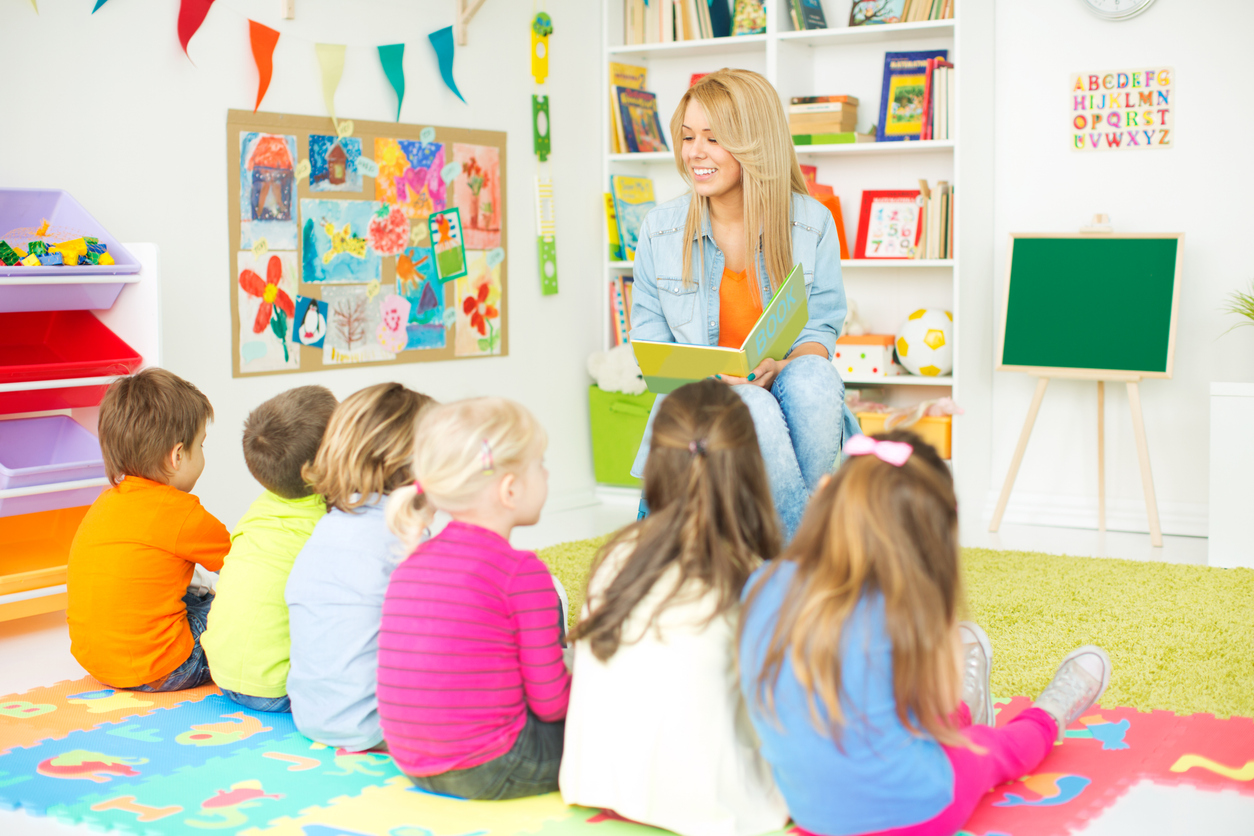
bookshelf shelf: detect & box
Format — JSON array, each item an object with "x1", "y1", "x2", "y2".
[
  {"x1": 608, "y1": 151, "x2": 673, "y2": 163},
  {"x1": 845, "y1": 375, "x2": 954, "y2": 387},
  {"x1": 795, "y1": 139, "x2": 954, "y2": 157},
  {"x1": 777, "y1": 19, "x2": 954, "y2": 48},
  {"x1": 842, "y1": 259, "x2": 954, "y2": 268},
  {"x1": 608, "y1": 33, "x2": 768, "y2": 60}
]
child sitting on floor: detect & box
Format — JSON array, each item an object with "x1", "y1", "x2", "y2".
[
  {"x1": 381, "y1": 397, "x2": 570, "y2": 800},
  {"x1": 560, "y1": 379, "x2": 789, "y2": 836},
  {"x1": 739, "y1": 430, "x2": 1113, "y2": 836},
  {"x1": 201, "y1": 385, "x2": 338, "y2": 712},
  {"x1": 285, "y1": 383, "x2": 434, "y2": 751},
  {"x1": 67, "y1": 368, "x2": 228, "y2": 692}
]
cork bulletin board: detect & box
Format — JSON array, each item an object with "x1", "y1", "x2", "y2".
[{"x1": 226, "y1": 109, "x2": 507, "y2": 377}]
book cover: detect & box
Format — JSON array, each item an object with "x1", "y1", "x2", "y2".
[
  {"x1": 609, "y1": 63, "x2": 648, "y2": 153},
  {"x1": 921, "y1": 58, "x2": 936, "y2": 141},
  {"x1": 791, "y1": 0, "x2": 828, "y2": 30},
  {"x1": 611, "y1": 175, "x2": 656, "y2": 262},
  {"x1": 618, "y1": 88, "x2": 671, "y2": 153},
  {"x1": 709, "y1": 0, "x2": 732, "y2": 37},
  {"x1": 732, "y1": 0, "x2": 766, "y2": 35},
  {"x1": 877, "y1": 49, "x2": 948, "y2": 142},
  {"x1": 605, "y1": 192, "x2": 624, "y2": 262},
  {"x1": 791, "y1": 95, "x2": 860, "y2": 105},
  {"x1": 854, "y1": 190, "x2": 923, "y2": 259},
  {"x1": 633, "y1": 264, "x2": 808, "y2": 392},
  {"x1": 850, "y1": 0, "x2": 907, "y2": 26}
]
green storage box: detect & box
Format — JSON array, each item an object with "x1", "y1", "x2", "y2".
[{"x1": 588, "y1": 385, "x2": 656, "y2": 487}]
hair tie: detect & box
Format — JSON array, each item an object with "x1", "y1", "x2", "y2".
[
  {"x1": 413, "y1": 479, "x2": 424, "y2": 495},
  {"x1": 688, "y1": 439, "x2": 708, "y2": 457},
  {"x1": 480, "y1": 439, "x2": 495, "y2": 474},
  {"x1": 842, "y1": 434, "x2": 913, "y2": 467}
]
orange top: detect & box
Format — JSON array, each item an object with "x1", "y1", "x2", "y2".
[
  {"x1": 67, "y1": 476, "x2": 229, "y2": 687},
  {"x1": 718, "y1": 266, "x2": 764, "y2": 349}
]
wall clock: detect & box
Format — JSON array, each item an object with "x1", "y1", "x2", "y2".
[{"x1": 1079, "y1": 0, "x2": 1158, "y2": 20}]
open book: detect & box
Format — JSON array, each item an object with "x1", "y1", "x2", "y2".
[{"x1": 632, "y1": 263, "x2": 808, "y2": 394}]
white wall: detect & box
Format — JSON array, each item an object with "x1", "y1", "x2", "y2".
[
  {"x1": 0, "y1": 1, "x2": 604, "y2": 530},
  {"x1": 988, "y1": 0, "x2": 1254, "y2": 537}
]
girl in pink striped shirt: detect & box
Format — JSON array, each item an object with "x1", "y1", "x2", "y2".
[{"x1": 382, "y1": 397, "x2": 570, "y2": 800}]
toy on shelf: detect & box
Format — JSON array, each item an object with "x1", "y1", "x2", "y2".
[
  {"x1": 850, "y1": 393, "x2": 962, "y2": 459},
  {"x1": 0, "y1": 227, "x2": 115, "y2": 268},
  {"x1": 895, "y1": 308, "x2": 953, "y2": 377},
  {"x1": 835, "y1": 334, "x2": 902, "y2": 378}
]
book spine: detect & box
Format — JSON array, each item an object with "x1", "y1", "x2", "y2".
[
  {"x1": 605, "y1": 193, "x2": 624, "y2": 262},
  {"x1": 612, "y1": 278, "x2": 629, "y2": 345},
  {"x1": 790, "y1": 95, "x2": 858, "y2": 105},
  {"x1": 623, "y1": 276, "x2": 634, "y2": 332},
  {"x1": 788, "y1": 102, "x2": 857, "y2": 113}
]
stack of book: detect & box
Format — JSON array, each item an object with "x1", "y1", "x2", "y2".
[
  {"x1": 609, "y1": 274, "x2": 635, "y2": 346},
  {"x1": 915, "y1": 180, "x2": 953, "y2": 260},
  {"x1": 609, "y1": 63, "x2": 669, "y2": 154},
  {"x1": 921, "y1": 59, "x2": 954, "y2": 141},
  {"x1": 849, "y1": 0, "x2": 954, "y2": 26},
  {"x1": 900, "y1": 0, "x2": 954, "y2": 22},
  {"x1": 790, "y1": 96, "x2": 874, "y2": 145},
  {"x1": 788, "y1": 0, "x2": 827, "y2": 30},
  {"x1": 623, "y1": 0, "x2": 731, "y2": 44}
]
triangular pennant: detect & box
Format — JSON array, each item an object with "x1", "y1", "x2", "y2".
[
  {"x1": 377, "y1": 44, "x2": 406, "y2": 122},
  {"x1": 29, "y1": 0, "x2": 37, "y2": 11},
  {"x1": 178, "y1": 0, "x2": 217, "y2": 59},
  {"x1": 249, "y1": 20, "x2": 280, "y2": 112},
  {"x1": 315, "y1": 43, "x2": 347, "y2": 125},
  {"x1": 91, "y1": 0, "x2": 109, "y2": 12},
  {"x1": 427, "y1": 26, "x2": 466, "y2": 104}
]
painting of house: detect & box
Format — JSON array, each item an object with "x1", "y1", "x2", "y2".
[
  {"x1": 240, "y1": 132, "x2": 298, "y2": 250},
  {"x1": 309, "y1": 134, "x2": 363, "y2": 193}
]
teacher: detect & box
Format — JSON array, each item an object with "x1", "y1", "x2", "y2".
[{"x1": 629, "y1": 68, "x2": 858, "y2": 539}]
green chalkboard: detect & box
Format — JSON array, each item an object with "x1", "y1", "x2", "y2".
[{"x1": 1000, "y1": 236, "x2": 1181, "y2": 377}]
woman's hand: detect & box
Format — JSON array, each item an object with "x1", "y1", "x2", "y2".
[{"x1": 713, "y1": 342, "x2": 830, "y2": 389}]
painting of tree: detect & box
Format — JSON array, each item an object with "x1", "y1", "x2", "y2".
[{"x1": 332, "y1": 294, "x2": 366, "y2": 349}]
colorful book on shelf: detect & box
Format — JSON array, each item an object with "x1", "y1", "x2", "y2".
[
  {"x1": 877, "y1": 49, "x2": 948, "y2": 142},
  {"x1": 633, "y1": 264, "x2": 807, "y2": 393},
  {"x1": 610, "y1": 277, "x2": 630, "y2": 346},
  {"x1": 849, "y1": 0, "x2": 907, "y2": 26},
  {"x1": 610, "y1": 175, "x2": 656, "y2": 262},
  {"x1": 789, "y1": 101, "x2": 858, "y2": 114},
  {"x1": 731, "y1": 0, "x2": 766, "y2": 35},
  {"x1": 854, "y1": 189, "x2": 923, "y2": 259},
  {"x1": 791, "y1": 95, "x2": 859, "y2": 105},
  {"x1": 710, "y1": 0, "x2": 733, "y2": 37},
  {"x1": 792, "y1": 132, "x2": 876, "y2": 145},
  {"x1": 624, "y1": 0, "x2": 645, "y2": 45},
  {"x1": 609, "y1": 63, "x2": 648, "y2": 154},
  {"x1": 789, "y1": 0, "x2": 828, "y2": 30},
  {"x1": 618, "y1": 88, "x2": 670, "y2": 153},
  {"x1": 604, "y1": 193, "x2": 624, "y2": 262}
]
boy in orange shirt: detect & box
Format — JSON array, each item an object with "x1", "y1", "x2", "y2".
[{"x1": 67, "y1": 368, "x2": 229, "y2": 691}]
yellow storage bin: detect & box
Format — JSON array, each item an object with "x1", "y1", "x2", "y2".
[{"x1": 856, "y1": 412, "x2": 952, "y2": 460}]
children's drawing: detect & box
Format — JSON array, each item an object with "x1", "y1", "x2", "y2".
[
  {"x1": 403, "y1": 271, "x2": 447, "y2": 351},
  {"x1": 396, "y1": 245, "x2": 437, "y2": 297},
  {"x1": 300, "y1": 199, "x2": 383, "y2": 284},
  {"x1": 428, "y1": 207, "x2": 468, "y2": 282},
  {"x1": 309, "y1": 134, "x2": 363, "y2": 192},
  {"x1": 375, "y1": 138, "x2": 446, "y2": 220},
  {"x1": 292, "y1": 295, "x2": 328, "y2": 348},
  {"x1": 377, "y1": 294, "x2": 412, "y2": 353},
  {"x1": 322, "y1": 285, "x2": 396, "y2": 364},
  {"x1": 240, "y1": 132, "x2": 298, "y2": 250},
  {"x1": 455, "y1": 250, "x2": 502, "y2": 357},
  {"x1": 367, "y1": 204, "x2": 410, "y2": 256},
  {"x1": 452, "y1": 143, "x2": 501, "y2": 250},
  {"x1": 238, "y1": 251, "x2": 300, "y2": 373}
]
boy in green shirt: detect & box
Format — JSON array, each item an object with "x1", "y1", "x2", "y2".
[{"x1": 202, "y1": 386, "x2": 338, "y2": 711}]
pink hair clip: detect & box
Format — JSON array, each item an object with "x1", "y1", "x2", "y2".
[
  {"x1": 688, "y1": 439, "x2": 708, "y2": 457},
  {"x1": 480, "y1": 439, "x2": 495, "y2": 474},
  {"x1": 413, "y1": 479, "x2": 424, "y2": 495},
  {"x1": 843, "y1": 434, "x2": 913, "y2": 467}
]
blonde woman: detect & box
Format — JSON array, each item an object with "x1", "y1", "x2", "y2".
[
  {"x1": 285, "y1": 383, "x2": 435, "y2": 752},
  {"x1": 630, "y1": 68, "x2": 858, "y2": 539}
]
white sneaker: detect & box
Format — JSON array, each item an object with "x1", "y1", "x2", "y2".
[
  {"x1": 1032, "y1": 646, "x2": 1112, "y2": 743},
  {"x1": 958, "y1": 622, "x2": 994, "y2": 726}
]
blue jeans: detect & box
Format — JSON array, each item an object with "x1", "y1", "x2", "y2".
[
  {"x1": 406, "y1": 711, "x2": 564, "y2": 800},
  {"x1": 221, "y1": 689, "x2": 292, "y2": 713},
  {"x1": 130, "y1": 588, "x2": 214, "y2": 692}
]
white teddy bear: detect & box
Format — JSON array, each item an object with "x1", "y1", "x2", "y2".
[{"x1": 587, "y1": 344, "x2": 647, "y2": 395}]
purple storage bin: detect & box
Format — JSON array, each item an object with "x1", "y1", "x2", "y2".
[
  {"x1": 0, "y1": 415, "x2": 107, "y2": 517},
  {"x1": 0, "y1": 280, "x2": 130, "y2": 313}
]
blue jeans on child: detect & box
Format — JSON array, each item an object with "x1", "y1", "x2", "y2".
[
  {"x1": 220, "y1": 689, "x2": 292, "y2": 713},
  {"x1": 130, "y1": 588, "x2": 214, "y2": 692},
  {"x1": 406, "y1": 712, "x2": 564, "y2": 800}
]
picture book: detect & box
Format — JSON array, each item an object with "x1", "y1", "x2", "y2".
[
  {"x1": 709, "y1": 0, "x2": 733, "y2": 37},
  {"x1": 790, "y1": 0, "x2": 827, "y2": 30},
  {"x1": 854, "y1": 190, "x2": 922, "y2": 259},
  {"x1": 732, "y1": 0, "x2": 766, "y2": 35},
  {"x1": 877, "y1": 50, "x2": 948, "y2": 142},
  {"x1": 610, "y1": 175, "x2": 656, "y2": 262},
  {"x1": 633, "y1": 264, "x2": 808, "y2": 393},
  {"x1": 850, "y1": 0, "x2": 907, "y2": 25},
  {"x1": 617, "y1": 88, "x2": 670, "y2": 153},
  {"x1": 605, "y1": 193, "x2": 624, "y2": 261},
  {"x1": 609, "y1": 62, "x2": 648, "y2": 153}
]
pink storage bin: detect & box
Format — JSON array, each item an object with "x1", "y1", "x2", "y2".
[{"x1": 0, "y1": 415, "x2": 107, "y2": 517}]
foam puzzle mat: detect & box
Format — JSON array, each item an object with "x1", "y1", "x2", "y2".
[{"x1": 1, "y1": 678, "x2": 1251, "y2": 836}]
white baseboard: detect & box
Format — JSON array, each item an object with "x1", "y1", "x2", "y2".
[
  {"x1": 982, "y1": 490, "x2": 1208, "y2": 538},
  {"x1": 594, "y1": 485, "x2": 642, "y2": 504},
  {"x1": 543, "y1": 486, "x2": 601, "y2": 515}
]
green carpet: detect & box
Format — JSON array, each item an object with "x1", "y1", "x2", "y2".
[{"x1": 538, "y1": 538, "x2": 1254, "y2": 719}]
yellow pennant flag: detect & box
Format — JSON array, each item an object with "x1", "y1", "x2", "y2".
[
  {"x1": 30, "y1": 0, "x2": 38, "y2": 11},
  {"x1": 314, "y1": 43, "x2": 347, "y2": 127}
]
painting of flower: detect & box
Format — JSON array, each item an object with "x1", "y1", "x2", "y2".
[
  {"x1": 237, "y1": 251, "x2": 299, "y2": 372},
  {"x1": 454, "y1": 250, "x2": 502, "y2": 356},
  {"x1": 452, "y1": 144, "x2": 501, "y2": 250}
]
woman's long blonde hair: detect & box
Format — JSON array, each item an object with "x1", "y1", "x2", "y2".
[
  {"x1": 302, "y1": 383, "x2": 434, "y2": 513},
  {"x1": 670, "y1": 68, "x2": 809, "y2": 292},
  {"x1": 742, "y1": 430, "x2": 968, "y2": 748},
  {"x1": 387, "y1": 397, "x2": 547, "y2": 552}
]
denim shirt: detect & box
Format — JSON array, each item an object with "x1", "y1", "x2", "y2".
[{"x1": 628, "y1": 191, "x2": 848, "y2": 477}]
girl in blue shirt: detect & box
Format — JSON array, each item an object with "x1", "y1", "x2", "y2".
[
  {"x1": 629, "y1": 68, "x2": 860, "y2": 539},
  {"x1": 739, "y1": 430, "x2": 1112, "y2": 836}
]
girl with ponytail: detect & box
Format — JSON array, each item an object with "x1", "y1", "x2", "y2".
[{"x1": 560, "y1": 379, "x2": 789, "y2": 836}]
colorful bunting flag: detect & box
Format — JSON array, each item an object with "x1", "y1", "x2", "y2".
[
  {"x1": 91, "y1": 0, "x2": 109, "y2": 12},
  {"x1": 178, "y1": 0, "x2": 217, "y2": 59},
  {"x1": 249, "y1": 20, "x2": 280, "y2": 112},
  {"x1": 428, "y1": 26, "x2": 466, "y2": 104},
  {"x1": 29, "y1": 0, "x2": 37, "y2": 11},
  {"x1": 377, "y1": 44, "x2": 406, "y2": 122},
  {"x1": 315, "y1": 43, "x2": 347, "y2": 125}
]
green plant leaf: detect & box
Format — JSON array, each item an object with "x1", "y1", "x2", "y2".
[{"x1": 478, "y1": 337, "x2": 490, "y2": 351}]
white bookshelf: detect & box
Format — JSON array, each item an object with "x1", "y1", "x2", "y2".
[{"x1": 602, "y1": 0, "x2": 995, "y2": 482}]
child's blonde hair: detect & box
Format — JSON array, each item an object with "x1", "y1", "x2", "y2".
[
  {"x1": 302, "y1": 383, "x2": 434, "y2": 513},
  {"x1": 388, "y1": 397, "x2": 547, "y2": 551}
]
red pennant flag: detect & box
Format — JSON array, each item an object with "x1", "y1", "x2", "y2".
[
  {"x1": 178, "y1": 0, "x2": 217, "y2": 59},
  {"x1": 249, "y1": 20, "x2": 280, "y2": 112}
]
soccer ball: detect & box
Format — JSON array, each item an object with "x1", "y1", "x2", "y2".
[{"x1": 895, "y1": 309, "x2": 953, "y2": 377}]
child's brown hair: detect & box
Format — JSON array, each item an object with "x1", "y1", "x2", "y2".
[
  {"x1": 243, "y1": 386, "x2": 339, "y2": 499},
  {"x1": 302, "y1": 383, "x2": 434, "y2": 513},
  {"x1": 570, "y1": 379, "x2": 779, "y2": 661},
  {"x1": 98, "y1": 368, "x2": 214, "y2": 486},
  {"x1": 743, "y1": 430, "x2": 966, "y2": 747}
]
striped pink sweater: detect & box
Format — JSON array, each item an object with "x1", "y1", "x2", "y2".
[{"x1": 378, "y1": 521, "x2": 571, "y2": 775}]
